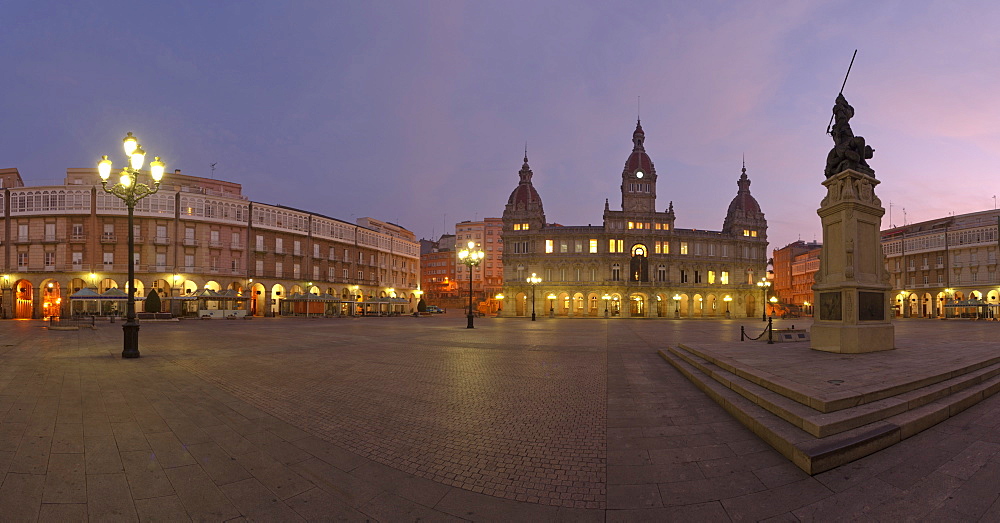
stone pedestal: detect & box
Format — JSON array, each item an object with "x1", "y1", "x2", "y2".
[{"x1": 811, "y1": 169, "x2": 894, "y2": 353}]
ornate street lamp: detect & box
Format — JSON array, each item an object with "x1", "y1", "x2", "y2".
[
  {"x1": 724, "y1": 295, "x2": 732, "y2": 319},
  {"x1": 769, "y1": 295, "x2": 778, "y2": 318},
  {"x1": 458, "y1": 241, "x2": 485, "y2": 328},
  {"x1": 98, "y1": 132, "x2": 166, "y2": 358},
  {"x1": 495, "y1": 293, "x2": 504, "y2": 312},
  {"x1": 602, "y1": 293, "x2": 611, "y2": 318},
  {"x1": 672, "y1": 294, "x2": 681, "y2": 318},
  {"x1": 756, "y1": 277, "x2": 771, "y2": 322},
  {"x1": 547, "y1": 293, "x2": 557, "y2": 318},
  {"x1": 527, "y1": 273, "x2": 541, "y2": 321}
]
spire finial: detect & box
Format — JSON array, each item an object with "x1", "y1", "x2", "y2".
[
  {"x1": 742, "y1": 153, "x2": 746, "y2": 175},
  {"x1": 524, "y1": 142, "x2": 528, "y2": 163},
  {"x1": 637, "y1": 95, "x2": 640, "y2": 122}
]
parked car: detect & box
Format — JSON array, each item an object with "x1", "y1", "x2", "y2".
[{"x1": 425, "y1": 305, "x2": 445, "y2": 314}]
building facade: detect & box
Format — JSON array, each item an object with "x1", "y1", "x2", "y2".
[
  {"x1": 500, "y1": 121, "x2": 769, "y2": 318},
  {"x1": 883, "y1": 209, "x2": 1000, "y2": 318},
  {"x1": 772, "y1": 240, "x2": 821, "y2": 314},
  {"x1": 454, "y1": 218, "x2": 504, "y2": 313},
  {"x1": 0, "y1": 167, "x2": 420, "y2": 319},
  {"x1": 420, "y1": 235, "x2": 457, "y2": 301}
]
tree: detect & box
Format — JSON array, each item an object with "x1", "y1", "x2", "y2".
[
  {"x1": 417, "y1": 298, "x2": 427, "y2": 313},
  {"x1": 144, "y1": 288, "x2": 161, "y2": 313}
]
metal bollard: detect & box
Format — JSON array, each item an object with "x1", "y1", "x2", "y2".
[
  {"x1": 767, "y1": 317, "x2": 774, "y2": 344},
  {"x1": 740, "y1": 325, "x2": 745, "y2": 341}
]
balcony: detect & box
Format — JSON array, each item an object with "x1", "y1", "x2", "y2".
[
  {"x1": 151, "y1": 265, "x2": 166, "y2": 272},
  {"x1": 209, "y1": 240, "x2": 223, "y2": 248},
  {"x1": 328, "y1": 255, "x2": 338, "y2": 262},
  {"x1": 42, "y1": 235, "x2": 62, "y2": 244},
  {"x1": 153, "y1": 236, "x2": 170, "y2": 245},
  {"x1": 44, "y1": 265, "x2": 56, "y2": 272},
  {"x1": 70, "y1": 234, "x2": 86, "y2": 243},
  {"x1": 275, "y1": 248, "x2": 285, "y2": 255},
  {"x1": 253, "y1": 245, "x2": 267, "y2": 253},
  {"x1": 935, "y1": 263, "x2": 945, "y2": 269},
  {"x1": 72, "y1": 264, "x2": 83, "y2": 271},
  {"x1": 132, "y1": 236, "x2": 144, "y2": 244},
  {"x1": 230, "y1": 242, "x2": 243, "y2": 250},
  {"x1": 312, "y1": 252, "x2": 323, "y2": 259},
  {"x1": 15, "y1": 236, "x2": 31, "y2": 244},
  {"x1": 183, "y1": 238, "x2": 198, "y2": 247},
  {"x1": 100, "y1": 234, "x2": 116, "y2": 244}
]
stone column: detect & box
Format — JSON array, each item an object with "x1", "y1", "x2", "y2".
[{"x1": 811, "y1": 169, "x2": 894, "y2": 353}]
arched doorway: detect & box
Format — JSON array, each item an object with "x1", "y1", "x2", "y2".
[
  {"x1": 250, "y1": 282, "x2": 266, "y2": 316},
  {"x1": 15, "y1": 280, "x2": 33, "y2": 319},
  {"x1": 271, "y1": 284, "x2": 285, "y2": 316},
  {"x1": 609, "y1": 293, "x2": 622, "y2": 317},
  {"x1": 516, "y1": 292, "x2": 526, "y2": 317},
  {"x1": 692, "y1": 294, "x2": 704, "y2": 317},
  {"x1": 705, "y1": 294, "x2": 718, "y2": 317},
  {"x1": 40, "y1": 280, "x2": 62, "y2": 319},
  {"x1": 629, "y1": 294, "x2": 646, "y2": 317},
  {"x1": 572, "y1": 293, "x2": 585, "y2": 316},
  {"x1": 204, "y1": 280, "x2": 222, "y2": 292},
  {"x1": 744, "y1": 293, "x2": 756, "y2": 318}
]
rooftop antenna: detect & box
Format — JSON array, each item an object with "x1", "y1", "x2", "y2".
[
  {"x1": 210, "y1": 162, "x2": 217, "y2": 179},
  {"x1": 637, "y1": 96, "x2": 640, "y2": 121},
  {"x1": 826, "y1": 49, "x2": 858, "y2": 134},
  {"x1": 903, "y1": 207, "x2": 907, "y2": 225}
]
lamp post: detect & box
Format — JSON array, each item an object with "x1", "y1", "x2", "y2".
[
  {"x1": 602, "y1": 293, "x2": 611, "y2": 318},
  {"x1": 458, "y1": 241, "x2": 485, "y2": 328},
  {"x1": 527, "y1": 273, "x2": 541, "y2": 320},
  {"x1": 1, "y1": 274, "x2": 9, "y2": 319},
  {"x1": 769, "y1": 296, "x2": 778, "y2": 318},
  {"x1": 803, "y1": 300, "x2": 811, "y2": 316},
  {"x1": 495, "y1": 293, "x2": 504, "y2": 313},
  {"x1": 756, "y1": 277, "x2": 771, "y2": 322},
  {"x1": 724, "y1": 295, "x2": 732, "y2": 319},
  {"x1": 98, "y1": 132, "x2": 166, "y2": 359},
  {"x1": 672, "y1": 294, "x2": 681, "y2": 318},
  {"x1": 547, "y1": 293, "x2": 557, "y2": 318}
]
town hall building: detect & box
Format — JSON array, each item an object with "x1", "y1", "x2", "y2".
[{"x1": 499, "y1": 120, "x2": 769, "y2": 319}]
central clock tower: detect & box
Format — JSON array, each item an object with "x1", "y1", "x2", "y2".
[{"x1": 620, "y1": 120, "x2": 657, "y2": 213}]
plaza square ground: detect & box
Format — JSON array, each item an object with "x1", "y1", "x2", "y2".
[{"x1": 0, "y1": 315, "x2": 999, "y2": 521}]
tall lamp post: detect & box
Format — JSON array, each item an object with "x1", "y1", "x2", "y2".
[
  {"x1": 1, "y1": 274, "x2": 9, "y2": 319},
  {"x1": 756, "y1": 277, "x2": 771, "y2": 322},
  {"x1": 527, "y1": 273, "x2": 541, "y2": 321},
  {"x1": 98, "y1": 132, "x2": 166, "y2": 359},
  {"x1": 548, "y1": 293, "x2": 557, "y2": 318},
  {"x1": 602, "y1": 293, "x2": 611, "y2": 318},
  {"x1": 458, "y1": 241, "x2": 485, "y2": 328},
  {"x1": 672, "y1": 294, "x2": 681, "y2": 318},
  {"x1": 769, "y1": 296, "x2": 778, "y2": 319},
  {"x1": 724, "y1": 295, "x2": 732, "y2": 319}
]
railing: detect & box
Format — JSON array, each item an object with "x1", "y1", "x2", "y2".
[
  {"x1": 183, "y1": 238, "x2": 198, "y2": 246},
  {"x1": 740, "y1": 318, "x2": 773, "y2": 344},
  {"x1": 71, "y1": 234, "x2": 86, "y2": 242},
  {"x1": 15, "y1": 236, "x2": 31, "y2": 244},
  {"x1": 230, "y1": 242, "x2": 243, "y2": 250},
  {"x1": 101, "y1": 234, "x2": 116, "y2": 243},
  {"x1": 153, "y1": 236, "x2": 170, "y2": 245},
  {"x1": 209, "y1": 240, "x2": 223, "y2": 248}
]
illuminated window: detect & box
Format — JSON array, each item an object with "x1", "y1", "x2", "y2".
[
  {"x1": 559, "y1": 241, "x2": 568, "y2": 253},
  {"x1": 721, "y1": 271, "x2": 729, "y2": 284},
  {"x1": 522, "y1": 223, "x2": 529, "y2": 230},
  {"x1": 514, "y1": 224, "x2": 521, "y2": 231},
  {"x1": 609, "y1": 239, "x2": 624, "y2": 253},
  {"x1": 628, "y1": 221, "x2": 634, "y2": 230},
  {"x1": 589, "y1": 239, "x2": 598, "y2": 253},
  {"x1": 680, "y1": 242, "x2": 688, "y2": 255},
  {"x1": 545, "y1": 240, "x2": 553, "y2": 253},
  {"x1": 655, "y1": 223, "x2": 661, "y2": 230},
  {"x1": 744, "y1": 230, "x2": 750, "y2": 236},
  {"x1": 663, "y1": 223, "x2": 670, "y2": 230},
  {"x1": 708, "y1": 271, "x2": 716, "y2": 284},
  {"x1": 751, "y1": 230, "x2": 758, "y2": 237}
]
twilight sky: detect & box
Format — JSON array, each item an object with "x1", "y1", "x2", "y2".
[{"x1": 3, "y1": 1, "x2": 1000, "y2": 252}]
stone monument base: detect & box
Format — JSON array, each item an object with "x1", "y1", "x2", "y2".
[{"x1": 811, "y1": 322, "x2": 894, "y2": 353}]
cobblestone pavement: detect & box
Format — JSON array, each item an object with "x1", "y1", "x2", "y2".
[{"x1": 0, "y1": 316, "x2": 999, "y2": 521}]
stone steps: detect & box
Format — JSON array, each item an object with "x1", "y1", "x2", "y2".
[{"x1": 659, "y1": 345, "x2": 1000, "y2": 475}]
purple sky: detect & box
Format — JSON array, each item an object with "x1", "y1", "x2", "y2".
[{"x1": 4, "y1": 1, "x2": 999, "y2": 252}]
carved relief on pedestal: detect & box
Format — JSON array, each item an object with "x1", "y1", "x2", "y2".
[
  {"x1": 845, "y1": 291, "x2": 854, "y2": 317},
  {"x1": 845, "y1": 238, "x2": 855, "y2": 279}
]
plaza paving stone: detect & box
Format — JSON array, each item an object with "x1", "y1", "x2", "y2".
[{"x1": 0, "y1": 316, "x2": 997, "y2": 520}]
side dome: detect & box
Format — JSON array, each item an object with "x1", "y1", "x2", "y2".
[
  {"x1": 722, "y1": 163, "x2": 765, "y2": 233},
  {"x1": 505, "y1": 152, "x2": 544, "y2": 212}
]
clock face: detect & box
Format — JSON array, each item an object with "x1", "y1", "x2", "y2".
[{"x1": 635, "y1": 170, "x2": 644, "y2": 179}]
